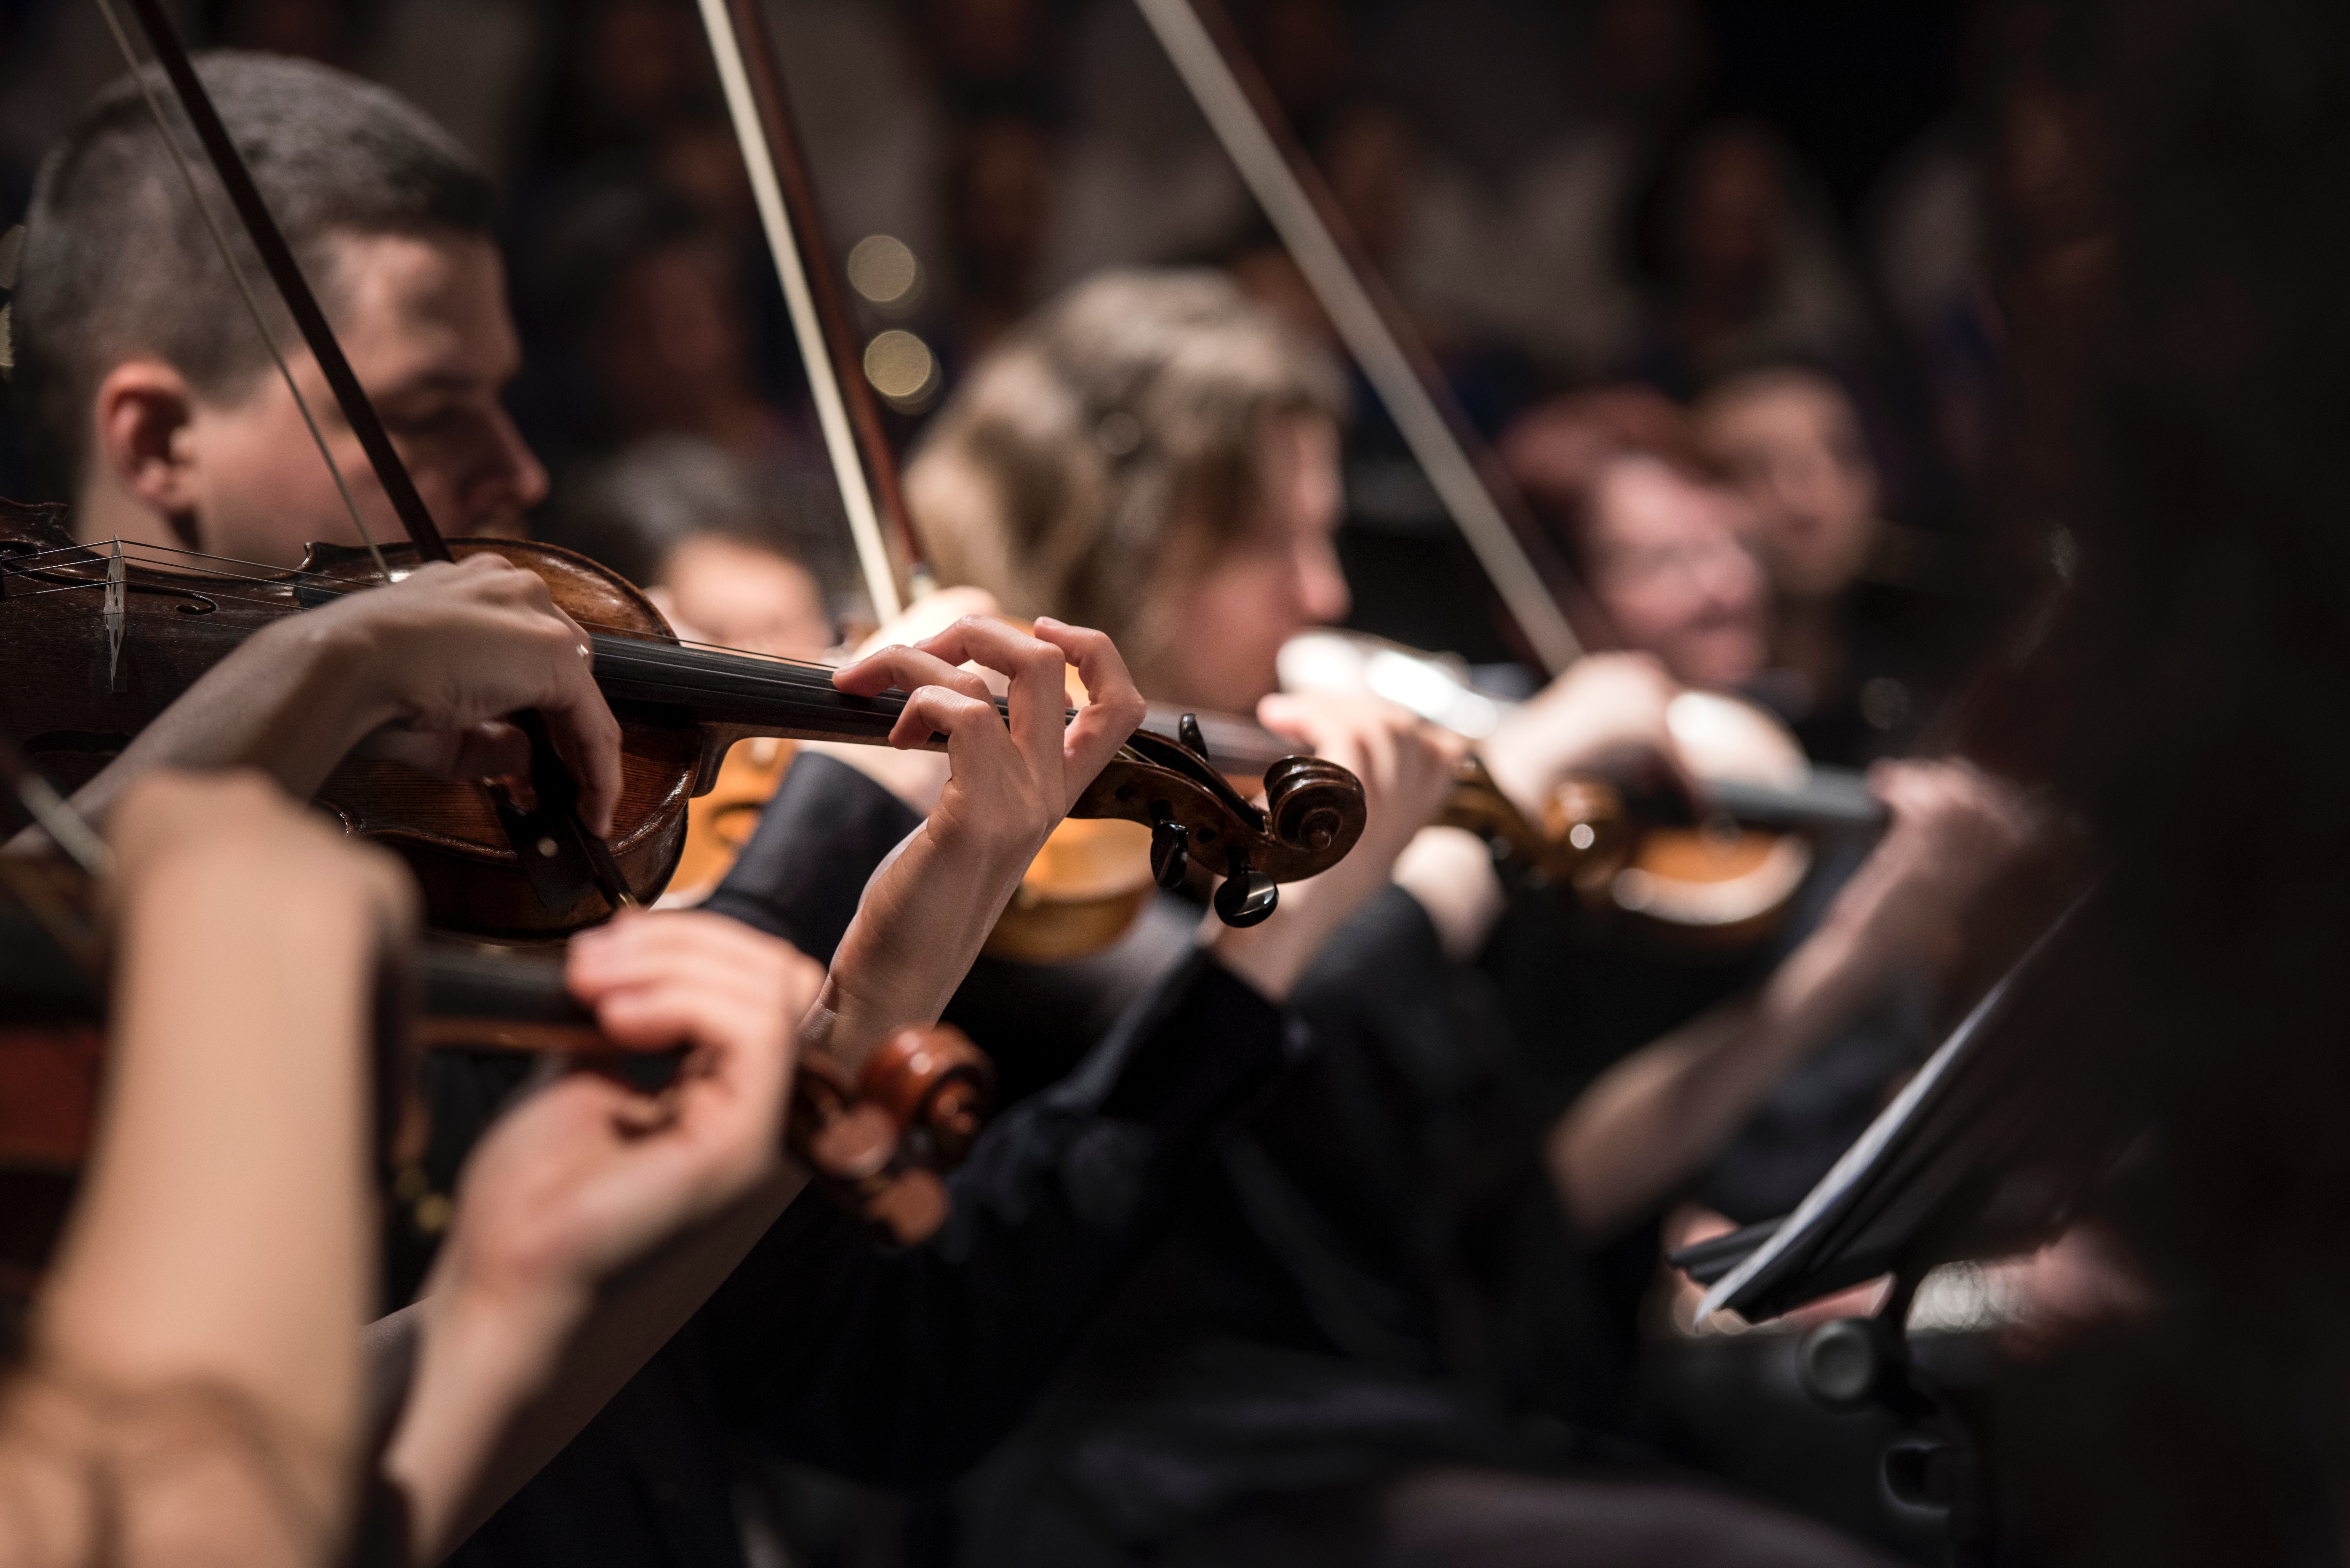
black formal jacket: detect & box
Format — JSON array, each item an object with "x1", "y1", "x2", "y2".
[{"x1": 421, "y1": 757, "x2": 1287, "y2": 1567}]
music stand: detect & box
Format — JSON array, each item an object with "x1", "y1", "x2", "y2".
[{"x1": 1672, "y1": 888, "x2": 2135, "y2": 1326}]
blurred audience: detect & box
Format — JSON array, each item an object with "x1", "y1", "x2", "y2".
[
  {"x1": 1696, "y1": 363, "x2": 1948, "y2": 763},
  {"x1": 1501, "y1": 387, "x2": 1769, "y2": 693},
  {"x1": 551, "y1": 435, "x2": 837, "y2": 657},
  {"x1": 941, "y1": 112, "x2": 1059, "y2": 359},
  {"x1": 1626, "y1": 120, "x2": 1870, "y2": 400}
]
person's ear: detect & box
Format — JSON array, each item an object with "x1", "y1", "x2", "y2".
[{"x1": 92, "y1": 360, "x2": 202, "y2": 538}]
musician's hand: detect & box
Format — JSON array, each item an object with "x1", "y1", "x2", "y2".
[
  {"x1": 815, "y1": 616, "x2": 1145, "y2": 1066},
  {"x1": 429, "y1": 911, "x2": 814, "y2": 1325},
  {"x1": 325, "y1": 554, "x2": 623, "y2": 836},
  {"x1": 1214, "y1": 690, "x2": 1466, "y2": 999},
  {"x1": 49, "y1": 553, "x2": 626, "y2": 849},
  {"x1": 801, "y1": 586, "x2": 1003, "y2": 814},
  {"x1": 833, "y1": 613, "x2": 1143, "y2": 872},
  {"x1": 1480, "y1": 652, "x2": 1692, "y2": 819},
  {"x1": 389, "y1": 910, "x2": 814, "y2": 1562},
  {"x1": 1825, "y1": 759, "x2": 2038, "y2": 979}
]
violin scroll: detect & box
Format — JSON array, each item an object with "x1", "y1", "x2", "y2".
[
  {"x1": 788, "y1": 1023, "x2": 996, "y2": 1246},
  {"x1": 1076, "y1": 720, "x2": 1367, "y2": 927}
]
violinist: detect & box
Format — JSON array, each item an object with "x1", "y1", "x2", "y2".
[
  {"x1": 549, "y1": 436, "x2": 835, "y2": 661},
  {"x1": 13, "y1": 52, "x2": 539, "y2": 567},
  {"x1": 898, "y1": 267, "x2": 1949, "y2": 1565},
  {"x1": 1495, "y1": 385, "x2": 2035, "y2": 1234}
]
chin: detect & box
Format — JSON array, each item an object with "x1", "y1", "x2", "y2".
[{"x1": 1682, "y1": 641, "x2": 1767, "y2": 692}]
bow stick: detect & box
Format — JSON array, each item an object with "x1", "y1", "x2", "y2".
[
  {"x1": 1133, "y1": 0, "x2": 1599, "y2": 675},
  {"x1": 694, "y1": 0, "x2": 933, "y2": 622}
]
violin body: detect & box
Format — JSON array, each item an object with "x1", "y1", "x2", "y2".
[
  {"x1": 0, "y1": 502, "x2": 1367, "y2": 940},
  {"x1": 0, "y1": 507, "x2": 695, "y2": 937},
  {"x1": 667, "y1": 736, "x2": 798, "y2": 904}
]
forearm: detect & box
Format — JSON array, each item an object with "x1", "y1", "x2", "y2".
[
  {"x1": 38, "y1": 853, "x2": 379, "y2": 1473},
  {"x1": 21, "y1": 852, "x2": 385, "y2": 1563},
  {"x1": 1550, "y1": 914, "x2": 1889, "y2": 1236},
  {"x1": 802, "y1": 824, "x2": 1031, "y2": 1073},
  {"x1": 383, "y1": 1166, "x2": 808, "y2": 1565},
  {"x1": 60, "y1": 617, "x2": 387, "y2": 830}
]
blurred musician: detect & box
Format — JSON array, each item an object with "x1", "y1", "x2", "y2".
[
  {"x1": 1695, "y1": 364, "x2": 1948, "y2": 765},
  {"x1": 898, "y1": 267, "x2": 2039, "y2": 1565},
  {"x1": 1498, "y1": 384, "x2": 2032, "y2": 1228}
]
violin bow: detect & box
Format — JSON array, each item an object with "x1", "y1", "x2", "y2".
[
  {"x1": 694, "y1": 0, "x2": 932, "y2": 623},
  {"x1": 0, "y1": 734, "x2": 110, "y2": 973},
  {"x1": 1132, "y1": 0, "x2": 1596, "y2": 676},
  {"x1": 94, "y1": 0, "x2": 639, "y2": 916}
]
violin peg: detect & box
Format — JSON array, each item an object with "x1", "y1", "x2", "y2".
[
  {"x1": 1149, "y1": 818, "x2": 1191, "y2": 888},
  {"x1": 1212, "y1": 858, "x2": 1278, "y2": 928},
  {"x1": 1178, "y1": 712, "x2": 1209, "y2": 761},
  {"x1": 804, "y1": 1101, "x2": 899, "y2": 1184},
  {"x1": 865, "y1": 1167, "x2": 951, "y2": 1247}
]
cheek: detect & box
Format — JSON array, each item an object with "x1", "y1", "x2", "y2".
[
  {"x1": 1598, "y1": 576, "x2": 1680, "y2": 649},
  {"x1": 1156, "y1": 564, "x2": 1291, "y2": 705}
]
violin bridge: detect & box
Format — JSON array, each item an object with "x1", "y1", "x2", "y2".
[{"x1": 104, "y1": 541, "x2": 126, "y2": 692}]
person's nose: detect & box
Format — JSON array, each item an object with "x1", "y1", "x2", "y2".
[
  {"x1": 469, "y1": 405, "x2": 550, "y2": 522},
  {"x1": 1699, "y1": 539, "x2": 1766, "y2": 616},
  {"x1": 1295, "y1": 533, "x2": 1352, "y2": 627}
]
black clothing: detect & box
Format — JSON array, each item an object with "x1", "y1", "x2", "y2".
[
  {"x1": 433, "y1": 756, "x2": 1289, "y2": 1565},
  {"x1": 956, "y1": 846, "x2": 1935, "y2": 1564},
  {"x1": 699, "y1": 752, "x2": 922, "y2": 963},
  {"x1": 968, "y1": 1463, "x2": 1896, "y2": 1568},
  {"x1": 957, "y1": 889, "x2": 1628, "y2": 1563}
]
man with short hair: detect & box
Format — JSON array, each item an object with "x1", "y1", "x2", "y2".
[{"x1": 13, "y1": 50, "x2": 544, "y2": 564}]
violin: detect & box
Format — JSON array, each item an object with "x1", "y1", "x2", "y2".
[
  {"x1": 0, "y1": 846, "x2": 996, "y2": 1279},
  {"x1": 0, "y1": 500, "x2": 1367, "y2": 941},
  {"x1": 1164, "y1": 639, "x2": 1889, "y2": 954}
]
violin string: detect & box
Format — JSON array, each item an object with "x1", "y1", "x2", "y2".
[
  {"x1": 89, "y1": 0, "x2": 392, "y2": 583},
  {"x1": 7, "y1": 539, "x2": 1086, "y2": 724},
  {"x1": 5, "y1": 537, "x2": 868, "y2": 676},
  {"x1": 7, "y1": 574, "x2": 848, "y2": 684},
  {"x1": 7, "y1": 571, "x2": 914, "y2": 715}
]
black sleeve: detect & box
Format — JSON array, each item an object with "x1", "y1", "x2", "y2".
[
  {"x1": 688, "y1": 947, "x2": 1288, "y2": 1486},
  {"x1": 699, "y1": 752, "x2": 920, "y2": 963}
]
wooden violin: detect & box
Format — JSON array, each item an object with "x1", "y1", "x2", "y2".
[
  {"x1": 0, "y1": 846, "x2": 996, "y2": 1279},
  {"x1": 0, "y1": 500, "x2": 1367, "y2": 941},
  {"x1": 1156, "y1": 668, "x2": 1887, "y2": 955}
]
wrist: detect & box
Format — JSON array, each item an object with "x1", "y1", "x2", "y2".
[
  {"x1": 1478, "y1": 738, "x2": 1571, "y2": 823},
  {"x1": 284, "y1": 603, "x2": 405, "y2": 751},
  {"x1": 1392, "y1": 825, "x2": 1506, "y2": 962},
  {"x1": 420, "y1": 1274, "x2": 583, "y2": 1398},
  {"x1": 384, "y1": 1282, "x2": 581, "y2": 1565}
]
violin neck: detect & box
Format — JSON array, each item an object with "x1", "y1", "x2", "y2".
[
  {"x1": 415, "y1": 943, "x2": 611, "y2": 1055},
  {"x1": 589, "y1": 635, "x2": 910, "y2": 744},
  {"x1": 1702, "y1": 770, "x2": 1886, "y2": 833}
]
